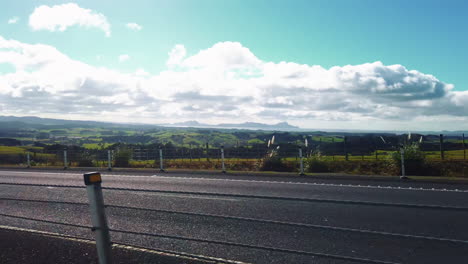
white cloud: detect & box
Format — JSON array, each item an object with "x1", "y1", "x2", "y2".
[
  {"x1": 166, "y1": 44, "x2": 186, "y2": 67},
  {"x1": 126, "y1": 22, "x2": 142, "y2": 31},
  {"x1": 8, "y1": 17, "x2": 19, "y2": 24},
  {"x1": 29, "y1": 3, "x2": 111, "y2": 37},
  {"x1": 118, "y1": 54, "x2": 130, "y2": 62},
  {"x1": 0, "y1": 36, "x2": 466, "y2": 130},
  {"x1": 134, "y1": 68, "x2": 149, "y2": 76},
  {"x1": 182, "y1": 41, "x2": 261, "y2": 70}
]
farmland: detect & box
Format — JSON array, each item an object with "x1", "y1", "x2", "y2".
[{"x1": 0, "y1": 116, "x2": 467, "y2": 177}]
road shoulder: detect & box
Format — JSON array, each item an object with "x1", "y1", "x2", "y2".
[{"x1": 0, "y1": 226, "x2": 242, "y2": 264}]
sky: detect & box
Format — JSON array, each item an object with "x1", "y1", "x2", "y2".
[{"x1": 0, "y1": 0, "x2": 467, "y2": 131}]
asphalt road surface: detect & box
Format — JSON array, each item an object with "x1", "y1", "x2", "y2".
[{"x1": 1, "y1": 169, "x2": 468, "y2": 264}]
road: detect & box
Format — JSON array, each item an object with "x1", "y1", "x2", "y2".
[{"x1": 1, "y1": 169, "x2": 468, "y2": 264}]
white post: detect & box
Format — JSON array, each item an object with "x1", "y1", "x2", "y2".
[
  {"x1": 64, "y1": 150, "x2": 68, "y2": 170},
  {"x1": 221, "y1": 146, "x2": 226, "y2": 173},
  {"x1": 27, "y1": 152, "x2": 31, "y2": 168},
  {"x1": 299, "y1": 148, "x2": 305, "y2": 176},
  {"x1": 84, "y1": 172, "x2": 112, "y2": 264},
  {"x1": 159, "y1": 147, "x2": 165, "y2": 172},
  {"x1": 107, "y1": 150, "x2": 112, "y2": 171},
  {"x1": 400, "y1": 148, "x2": 407, "y2": 179}
]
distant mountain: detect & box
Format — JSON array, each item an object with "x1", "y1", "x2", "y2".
[
  {"x1": 167, "y1": 120, "x2": 299, "y2": 130},
  {"x1": 0, "y1": 115, "x2": 108, "y2": 126},
  {"x1": 218, "y1": 121, "x2": 299, "y2": 130},
  {"x1": 171, "y1": 120, "x2": 203, "y2": 126},
  {"x1": 0, "y1": 115, "x2": 156, "y2": 130},
  {"x1": 0, "y1": 115, "x2": 299, "y2": 132},
  {"x1": 1, "y1": 115, "x2": 466, "y2": 134}
]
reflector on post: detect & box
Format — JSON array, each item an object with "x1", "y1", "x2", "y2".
[{"x1": 84, "y1": 172, "x2": 102, "y2": 185}]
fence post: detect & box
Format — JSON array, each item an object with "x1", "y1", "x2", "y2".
[
  {"x1": 344, "y1": 136, "x2": 349, "y2": 161},
  {"x1": 463, "y1": 133, "x2": 466, "y2": 160},
  {"x1": 221, "y1": 146, "x2": 226, "y2": 173},
  {"x1": 400, "y1": 148, "x2": 407, "y2": 179},
  {"x1": 27, "y1": 152, "x2": 31, "y2": 168},
  {"x1": 63, "y1": 149, "x2": 68, "y2": 170},
  {"x1": 107, "y1": 150, "x2": 112, "y2": 171},
  {"x1": 299, "y1": 147, "x2": 305, "y2": 176},
  {"x1": 189, "y1": 143, "x2": 192, "y2": 163},
  {"x1": 439, "y1": 134, "x2": 444, "y2": 160},
  {"x1": 159, "y1": 147, "x2": 165, "y2": 172},
  {"x1": 83, "y1": 172, "x2": 112, "y2": 264}
]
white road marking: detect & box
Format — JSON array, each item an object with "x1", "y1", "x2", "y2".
[{"x1": 1, "y1": 170, "x2": 467, "y2": 193}]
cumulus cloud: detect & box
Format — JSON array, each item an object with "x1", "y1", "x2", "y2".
[
  {"x1": 118, "y1": 54, "x2": 130, "y2": 62},
  {"x1": 166, "y1": 44, "x2": 186, "y2": 67},
  {"x1": 126, "y1": 22, "x2": 142, "y2": 31},
  {"x1": 29, "y1": 3, "x2": 111, "y2": 37},
  {"x1": 8, "y1": 17, "x2": 19, "y2": 24},
  {"x1": 0, "y1": 35, "x2": 466, "y2": 129},
  {"x1": 182, "y1": 41, "x2": 261, "y2": 70}
]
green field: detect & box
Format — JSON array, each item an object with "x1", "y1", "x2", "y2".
[
  {"x1": 82, "y1": 143, "x2": 113, "y2": 149},
  {"x1": 0, "y1": 146, "x2": 43, "y2": 154}
]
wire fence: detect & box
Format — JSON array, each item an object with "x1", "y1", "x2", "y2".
[
  {"x1": 1, "y1": 133, "x2": 468, "y2": 177},
  {"x1": 4, "y1": 146, "x2": 468, "y2": 164}
]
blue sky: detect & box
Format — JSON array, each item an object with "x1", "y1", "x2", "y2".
[{"x1": 0, "y1": 0, "x2": 467, "y2": 130}]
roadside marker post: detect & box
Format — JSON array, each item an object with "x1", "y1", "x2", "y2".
[
  {"x1": 107, "y1": 150, "x2": 112, "y2": 171},
  {"x1": 26, "y1": 152, "x2": 31, "y2": 168},
  {"x1": 221, "y1": 146, "x2": 226, "y2": 173},
  {"x1": 400, "y1": 148, "x2": 407, "y2": 179},
  {"x1": 299, "y1": 147, "x2": 305, "y2": 176},
  {"x1": 63, "y1": 150, "x2": 68, "y2": 170},
  {"x1": 84, "y1": 172, "x2": 112, "y2": 264},
  {"x1": 159, "y1": 147, "x2": 165, "y2": 172}
]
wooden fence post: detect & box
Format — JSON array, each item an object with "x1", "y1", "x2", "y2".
[
  {"x1": 344, "y1": 136, "x2": 349, "y2": 161},
  {"x1": 439, "y1": 134, "x2": 444, "y2": 160},
  {"x1": 332, "y1": 137, "x2": 335, "y2": 160},
  {"x1": 463, "y1": 133, "x2": 466, "y2": 160}
]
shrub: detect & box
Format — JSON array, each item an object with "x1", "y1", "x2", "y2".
[
  {"x1": 258, "y1": 156, "x2": 292, "y2": 172},
  {"x1": 390, "y1": 143, "x2": 426, "y2": 175},
  {"x1": 305, "y1": 150, "x2": 329, "y2": 173},
  {"x1": 114, "y1": 149, "x2": 131, "y2": 167},
  {"x1": 76, "y1": 151, "x2": 95, "y2": 167},
  {"x1": 77, "y1": 158, "x2": 94, "y2": 167}
]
